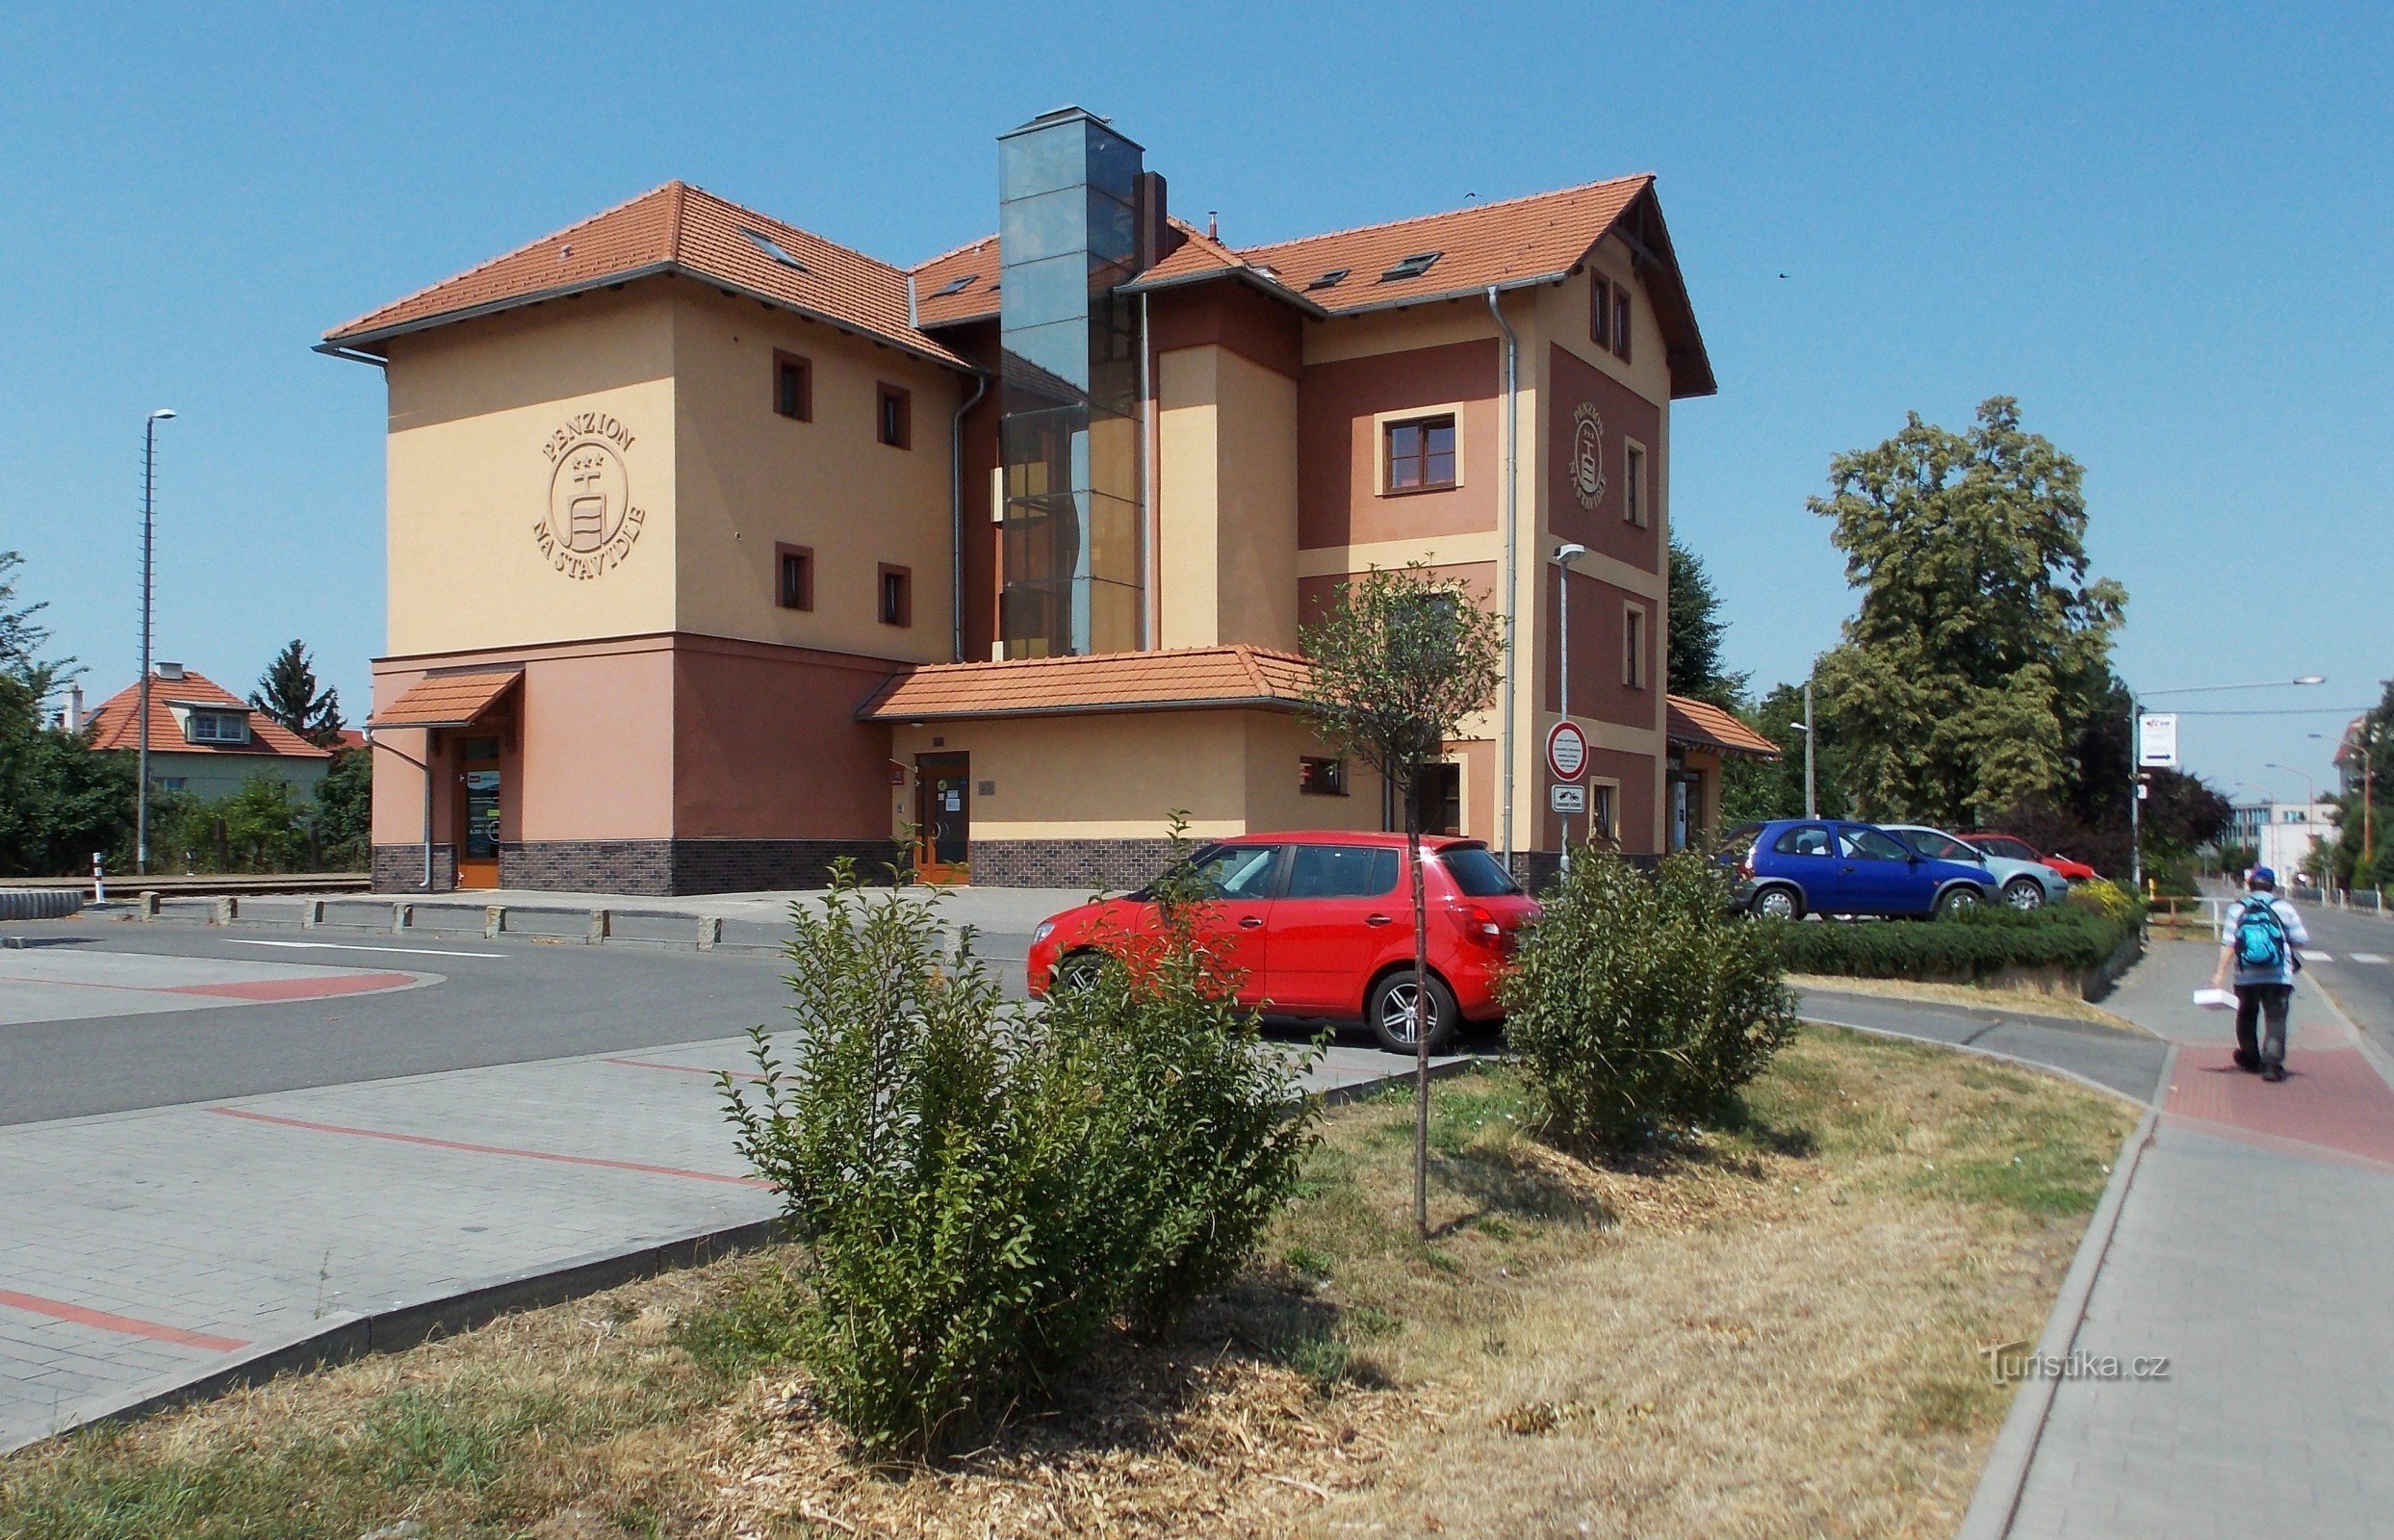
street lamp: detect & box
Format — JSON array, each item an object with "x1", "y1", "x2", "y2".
[
  {"x1": 2128, "y1": 674, "x2": 2325, "y2": 893},
  {"x1": 1551, "y1": 543, "x2": 1586, "y2": 868},
  {"x1": 137, "y1": 408, "x2": 176, "y2": 875},
  {"x1": 1785, "y1": 681, "x2": 1817, "y2": 818}
]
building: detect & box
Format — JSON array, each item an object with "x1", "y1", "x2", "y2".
[
  {"x1": 325, "y1": 108, "x2": 1731, "y2": 894},
  {"x1": 2227, "y1": 799, "x2": 2338, "y2": 880},
  {"x1": 84, "y1": 664, "x2": 333, "y2": 800}
]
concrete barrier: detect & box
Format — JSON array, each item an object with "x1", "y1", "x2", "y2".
[{"x1": 0, "y1": 889, "x2": 85, "y2": 921}]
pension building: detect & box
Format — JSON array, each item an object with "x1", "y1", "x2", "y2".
[{"x1": 326, "y1": 108, "x2": 1767, "y2": 895}]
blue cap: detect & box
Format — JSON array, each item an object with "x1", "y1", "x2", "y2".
[{"x1": 2250, "y1": 865, "x2": 2277, "y2": 889}]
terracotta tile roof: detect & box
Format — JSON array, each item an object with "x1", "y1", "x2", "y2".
[
  {"x1": 1667, "y1": 695, "x2": 1781, "y2": 760},
  {"x1": 370, "y1": 669, "x2": 523, "y2": 730},
  {"x1": 84, "y1": 671, "x2": 331, "y2": 759},
  {"x1": 858, "y1": 645, "x2": 1313, "y2": 721},
  {"x1": 324, "y1": 183, "x2": 971, "y2": 372},
  {"x1": 911, "y1": 233, "x2": 1001, "y2": 327}
]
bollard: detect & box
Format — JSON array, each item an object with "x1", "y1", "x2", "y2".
[
  {"x1": 588, "y1": 909, "x2": 611, "y2": 944},
  {"x1": 484, "y1": 905, "x2": 506, "y2": 939},
  {"x1": 302, "y1": 898, "x2": 324, "y2": 929},
  {"x1": 392, "y1": 901, "x2": 412, "y2": 935},
  {"x1": 140, "y1": 890, "x2": 161, "y2": 919},
  {"x1": 697, "y1": 915, "x2": 723, "y2": 951},
  {"x1": 213, "y1": 895, "x2": 238, "y2": 925}
]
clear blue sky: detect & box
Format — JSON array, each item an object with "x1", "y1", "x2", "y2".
[{"x1": 2, "y1": 1, "x2": 2384, "y2": 804}]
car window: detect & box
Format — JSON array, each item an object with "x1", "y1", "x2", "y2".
[
  {"x1": 1285, "y1": 844, "x2": 1400, "y2": 899},
  {"x1": 1978, "y1": 834, "x2": 2036, "y2": 860},
  {"x1": 1722, "y1": 823, "x2": 1764, "y2": 851},
  {"x1": 1906, "y1": 830, "x2": 1977, "y2": 861},
  {"x1": 1840, "y1": 827, "x2": 1912, "y2": 861},
  {"x1": 1774, "y1": 825, "x2": 1832, "y2": 858},
  {"x1": 1436, "y1": 845, "x2": 1521, "y2": 896},
  {"x1": 1188, "y1": 843, "x2": 1282, "y2": 900}
]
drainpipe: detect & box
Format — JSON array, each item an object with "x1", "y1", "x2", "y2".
[
  {"x1": 1486, "y1": 286, "x2": 1521, "y2": 874},
  {"x1": 365, "y1": 729, "x2": 437, "y2": 890},
  {"x1": 949, "y1": 372, "x2": 989, "y2": 663},
  {"x1": 1140, "y1": 289, "x2": 1156, "y2": 650}
]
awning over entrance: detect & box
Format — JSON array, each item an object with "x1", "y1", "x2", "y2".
[
  {"x1": 370, "y1": 668, "x2": 523, "y2": 730},
  {"x1": 1665, "y1": 694, "x2": 1781, "y2": 761},
  {"x1": 857, "y1": 644, "x2": 1312, "y2": 722}
]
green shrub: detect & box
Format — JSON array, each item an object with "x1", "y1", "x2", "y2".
[
  {"x1": 1763, "y1": 897, "x2": 2142, "y2": 981},
  {"x1": 720, "y1": 858, "x2": 1314, "y2": 1457},
  {"x1": 1501, "y1": 849, "x2": 1799, "y2": 1150}
]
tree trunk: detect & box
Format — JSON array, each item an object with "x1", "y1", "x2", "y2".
[{"x1": 1408, "y1": 801, "x2": 1429, "y2": 1240}]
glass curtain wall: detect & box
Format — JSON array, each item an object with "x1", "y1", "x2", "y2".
[{"x1": 996, "y1": 109, "x2": 1146, "y2": 656}]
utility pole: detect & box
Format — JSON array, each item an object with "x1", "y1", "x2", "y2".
[
  {"x1": 137, "y1": 408, "x2": 176, "y2": 875},
  {"x1": 1803, "y1": 680, "x2": 1816, "y2": 819}
]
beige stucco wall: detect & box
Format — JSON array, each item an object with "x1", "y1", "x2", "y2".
[
  {"x1": 669, "y1": 288, "x2": 960, "y2": 660},
  {"x1": 888, "y1": 709, "x2": 1384, "y2": 842},
  {"x1": 384, "y1": 288, "x2": 680, "y2": 657},
  {"x1": 1155, "y1": 346, "x2": 1300, "y2": 651}
]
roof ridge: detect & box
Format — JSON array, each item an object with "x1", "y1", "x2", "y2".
[
  {"x1": 324, "y1": 181, "x2": 685, "y2": 341},
  {"x1": 909, "y1": 232, "x2": 999, "y2": 273},
  {"x1": 678, "y1": 183, "x2": 911, "y2": 283},
  {"x1": 1235, "y1": 173, "x2": 1653, "y2": 259}
]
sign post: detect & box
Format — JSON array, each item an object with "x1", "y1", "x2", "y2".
[{"x1": 1546, "y1": 720, "x2": 1589, "y2": 870}]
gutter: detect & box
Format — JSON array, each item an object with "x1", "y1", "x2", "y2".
[
  {"x1": 948, "y1": 372, "x2": 990, "y2": 662},
  {"x1": 1486, "y1": 285, "x2": 1521, "y2": 874}
]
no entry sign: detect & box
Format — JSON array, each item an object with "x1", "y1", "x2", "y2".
[{"x1": 1546, "y1": 720, "x2": 1588, "y2": 782}]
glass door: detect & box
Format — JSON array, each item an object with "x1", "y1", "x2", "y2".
[
  {"x1": 914, "y1": 753, "x2": 970, "y2": 885},
  {"x1": 454, "y1": 735, "x2": 502, "y2": 889}
]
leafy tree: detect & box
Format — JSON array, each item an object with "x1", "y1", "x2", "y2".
[
  {"x1": 2321, "y1": 681, "x2": 2394, "y2": 888},
  {"x1": 315, "y1": 747, "x2": 373, "y2": 870},
  {"x1": 1665, "y1": 537, "x2": 1748, "y2": 708},
  {"x1": 0, "y1": 551, "x2": 134, "y2": 877},
  {"x1": 1812, "y1": 398, "x2": 2126, "y2": 829},
  {"x1": 251, "y1": 639, "x2": 344, "y2": 746},
  {"x1": 0, "y1": 551, "x2": 63, "y2": 681},
  {"x1": 1300, "y1": 563, "x2": 1504, "y2": 1237},
  {"x1": 1718, "y1": 679, "x2": 1849, "y2": 825}
]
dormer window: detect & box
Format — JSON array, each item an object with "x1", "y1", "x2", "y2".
[
  {"x1": 1306, "y1": 268, "x2": 1351, "y2": 291},
  {"x1": 185, "y1": 709, "x2": 249, "y2": 745},
  {"x1": 740, "y1": 227, "x2": 808, "y2": 270},
  {"x1": 930, "y1": 273, "x2": 977, "y2": 297},
  {"x1": 1379, "y1": 251, "x2": 1442, "y2": 282}
]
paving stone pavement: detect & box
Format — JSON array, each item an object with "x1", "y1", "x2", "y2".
[{"x1": 0, "y1": 1024, "x2": 1448, "y2": 1452}]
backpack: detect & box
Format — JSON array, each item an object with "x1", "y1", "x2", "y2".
[{"x1": 2234, "y1": 898, "x2": 2289, "y2": 971}]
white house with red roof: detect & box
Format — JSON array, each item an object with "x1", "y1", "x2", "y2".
[{"x1": 83, "y1": 663, "x2": 333, "y2": 802}]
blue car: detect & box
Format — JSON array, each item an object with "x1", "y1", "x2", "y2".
[{"x1": 1717, "y1": 819, "x2": 2000, "y2": 920}]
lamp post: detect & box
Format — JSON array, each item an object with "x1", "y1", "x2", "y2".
[
  {"x1": 2266, "y1": 762, "x2": 2323, "y2": 885},
  {"x1": 136, "y1": 408, "x2": 176, "y2": 875},
  {"x1": 2129, "y1": 674, "x2": 2324, "y2": 894},
  {"x1": 1551, "y1": 542, "x2": 1586, "y2": 868}
]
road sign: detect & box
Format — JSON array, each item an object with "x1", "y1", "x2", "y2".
[
  {"x1": 2138, "y1": 712, "x2": 2179, "y2": 769},
  {"x1": 1550, "y1": 783, "x2": 1586, "y2": 813},
  {"x1": 1546, "y1": 720, "x2": 1588, "y2": 781}
]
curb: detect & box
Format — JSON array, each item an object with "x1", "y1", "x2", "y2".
[
  {"x1": 1952, "y1": 1043, "x2": 2174, "y2": 1540},
  {"x1": 1802, "y1": 1014, "x2": 2162, "y2": 1110}
]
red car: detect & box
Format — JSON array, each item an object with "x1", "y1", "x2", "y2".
[
  {"x1": 1962, "y1": 832, "x2": 2100, "y2": 884},
  {"x1": 1025, "y1": 832, "x2": 1540, "y2": 1054}
]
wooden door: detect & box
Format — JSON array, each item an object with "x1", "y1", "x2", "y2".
[{"x1": 914, "y1": 753, "x2": 970, "y2": 885}]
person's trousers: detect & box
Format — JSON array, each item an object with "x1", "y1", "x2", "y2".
[{"x1": 2235, "y1": 983, "x2": 2293, "y2": 1069}]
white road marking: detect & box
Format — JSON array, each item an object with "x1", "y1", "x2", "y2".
[
  {"x1": 2301, "y1": 950, "x2": 2334, "y2": 963},
  {"x1": 222, "y1": 939, "x2": 498, "y2": 961},
  {"x1": 2347, "y1": 953, "x2": 2389, "y2": 965}
]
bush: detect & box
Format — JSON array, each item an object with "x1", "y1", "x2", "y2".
[
  {"x1": 1763, "y1": 896, "x2": 2142, "y2": 982},
  {"x1": 1501, "y1": 848, "x2": 1799, "y2": 1150},
  {"x1": 721, "y1": 858, "x2": 1315, "y2": 1457}
]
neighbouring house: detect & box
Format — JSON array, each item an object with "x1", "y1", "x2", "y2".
[
  {"x1": 324, "y1": 106, "x2": 1723, "y2": 894},
  {"x1": 2227, "y1": 798, "x2": 2338, "y2": 880},
  {"x1": 84, "y1": 663, "x2": 333, "y2": 801}
]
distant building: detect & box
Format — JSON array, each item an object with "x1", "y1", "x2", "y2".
[
  {"x1": 2334, "y1": 714, "x2": 2372, "y2": 799},
  {"x1": 84, "y1": 663, "x2": 333, "y2": 801},
  {"x1": 2227, "y1": 798, "x2": 2337, "y2": 880}
]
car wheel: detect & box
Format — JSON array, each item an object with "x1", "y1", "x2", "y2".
[
  {"x1": 1369, "y1": 970, "x2": 1460, "y2": 1056},
  {"x1": 1748, "y1": 886, "x2": 1802, "y2": 921},
  {"x1": 1935, "y1": 886, "x2": 1984, "y2": 919},
  {"x1": 2002, "y1": 877, "x2": 2046, "y2": 911},
  {"x1": 1048, "y1": 949, "x2": 1108, "y2": 993}
]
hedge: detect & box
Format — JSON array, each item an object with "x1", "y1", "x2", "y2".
[{"x1": 1761, "y1": 894, "x2": 2143, "y2": 982}]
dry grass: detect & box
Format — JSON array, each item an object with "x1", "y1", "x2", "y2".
[
  {"x1": 1789, "y1": 970, "x2": 2151, "y2": 1033},
  {"x1": 0, "y1": 1027, "x2": 2132, "y2": 1540}
]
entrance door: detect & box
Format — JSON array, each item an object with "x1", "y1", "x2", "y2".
[
  {"x1": 914, "y1": 753, "x2": 970, "y2": 885},
  {"x1": 454, "y1": 735, "x2": 503, "y2": 889}
]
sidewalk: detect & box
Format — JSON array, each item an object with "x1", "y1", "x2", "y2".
[{"x1": 1982, "y1": 937, "x2": 2394, "y2": 1538}]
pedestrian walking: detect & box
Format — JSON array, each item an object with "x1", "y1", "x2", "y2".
[{"x1": 2211, "y1": 865, "x2": 2308, "y2": 1082}]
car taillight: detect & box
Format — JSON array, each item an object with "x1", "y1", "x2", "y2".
[{"x1": 1449, "y1": 903, "x2": 1506, "y2": 947}]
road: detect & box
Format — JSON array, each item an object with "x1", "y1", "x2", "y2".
[{"x1": 2287, "y1": 899, "x2": 2394, "y2": 1044}]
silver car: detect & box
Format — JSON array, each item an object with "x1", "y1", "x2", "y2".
[{"x1": 1884, "y1": 825, "x2": 2072, "y2": 911}]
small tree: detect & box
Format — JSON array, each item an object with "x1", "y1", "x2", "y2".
[
  {"x1": 1300, "y1": 564, "x2": 1504, "y2": 1237},
  {"x1": 251, "y1": 640, "x2": 344, "y2": 746}
]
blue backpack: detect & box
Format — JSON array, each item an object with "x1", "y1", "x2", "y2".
[{"x1": 2234, "y1": 898, "x2": 2290, "y2": 971}]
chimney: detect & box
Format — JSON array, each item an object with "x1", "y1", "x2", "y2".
[
  {"x1": 153, "y1": 660, "x2": 185, "y2": 681},
  {"x1": 66, "y1": 682, "x2": 84, "y2": 732},
  {"x1": 1207, "y1": 209, "x2": 1219, "y2": 241}
]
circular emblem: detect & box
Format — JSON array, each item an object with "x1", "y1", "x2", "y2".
[
  {"x1": 1547, "y1": 720, "x2": 1588, "y2": 782},
  {"x1": 546, "y1": 440, "x2": 629, "y2": 553},
  {"x1": 1569, "y1": 402, "x2": 1606, "y2": 510}
]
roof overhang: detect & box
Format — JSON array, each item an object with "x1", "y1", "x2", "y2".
[
  {"x1": 858, "y1": 693, "x2": 1304, "y2": 724},
  {"x1": 368, "y1": 668, "x2": 524, "y2": 731},
  {"x1": 1117, "y1": 264, "x2": 1331, "y2": 319}
]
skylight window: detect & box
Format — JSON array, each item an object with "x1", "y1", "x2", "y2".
[
  {"x1": 1306, "y1": 268, "x2": 1351, "y2": 292},
  {"x1": 931, "y1": 273, "x2": 978, "y2": 297},
  {"x1": 741, "y1": 227, "x2": 809, "y2": 271},
  {"x1": 1379, "y1": 250, "x2": 1443, "y2": 282}
]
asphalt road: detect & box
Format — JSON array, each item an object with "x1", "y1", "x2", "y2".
[{"x1": 2287, "y1": 900, "x2": 2394, "y2": 1044}]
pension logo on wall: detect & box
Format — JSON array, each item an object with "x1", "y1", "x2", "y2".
[
  {"x1": 1569, "y1": 402, "x2": 1607, "y2": 510},
  {"x1": 535, "y1": 411, "x2": 647, "y2": 579}
]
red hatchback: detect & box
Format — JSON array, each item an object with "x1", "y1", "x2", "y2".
[
  {"x1": 1025, "y1": 832, "x2": 1539, "y2": 1054},
  {"x1": 1962, "y1": 832, "x2": 2100, "y2": 884}
]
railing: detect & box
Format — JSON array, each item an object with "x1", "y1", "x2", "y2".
[{"x1": 2147, "y1": 895, "x2": 2225, "y2": 940}]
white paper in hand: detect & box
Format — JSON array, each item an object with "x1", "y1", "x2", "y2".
[{"x1": 2192, "y1": 988, "x2": 2237, "y2": 1012}]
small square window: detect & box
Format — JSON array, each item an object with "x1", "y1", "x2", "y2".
[
  {"x1": 773, "y1": 352, "x2": 811, "y2": 421},
  {"x1": 1590, "y1": 276, "x2": 1612, "y2": 349},
  {"x1": 1624, "y1": 443, "x2": 1648, "y2": 527},
  {"x1": 878, "y1": 563, "x2": 913, "y2": 627},
  {"x1": 775, "y1": 544, "x2": 813, "y2": 611},
  {"x1": 1385, "y1": 414, "x2": 1457, "y2": 493},
  {"x1": 1613, "y1": 290, "x2": 1633, "y2": 363},
  {"x1": 1300, "y1": 756, "x2": 1347, "y2": 797},
  {"x1": 877, "y1": 383, "x2": 912, "y2": 449}
]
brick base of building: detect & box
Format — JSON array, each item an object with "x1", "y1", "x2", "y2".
[
  {"x1": 965, "y1": 838, "x2": 1179, "y2": 891},
  {"x1": 373, "y1": 839, "x2": 894, "y2": 896},
  {"x1": 372, "y1": 843, "x2": 457, "y2": 893}
]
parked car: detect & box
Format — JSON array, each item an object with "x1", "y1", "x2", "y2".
[
  {"x1": 1715, "y1": 819, "x2": 2000, "y2": 920},
  {"x1": 1962, "y1": 831, "x2": 2100, "y2": 884},
  {"x1": 1881, "y1": 825, "x2": 2072, "y2": 911},
  {"x1": 1026, "y1": 832, "x2": 1539, "y2": 1055}
]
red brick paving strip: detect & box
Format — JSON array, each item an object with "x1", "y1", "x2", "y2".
[
  {"x1": 166, "y1": 972, "x2": 419, "y2": 1002},
  {"x1": 2165, "y1": 1044, "x2": 2394, "y2": 1167},
  {"x1": 0, "y1": 1289, "x2": 250, "y2": 1352},
  {"x1": 209, "y1": 1108, "x2": 771, "y2": 1188}
]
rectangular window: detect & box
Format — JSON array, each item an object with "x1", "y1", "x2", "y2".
[
  {"x1": 773, "y1": 352, "x2": 811, "y2": 421},
  {"x1": 1590, "y1": 275, "x2": 1612, "y2": 349},
  {"x1": 189, "y1": 714, "x2": 217, "y2": 742},
  {"x1": 1412, "y1": 762, "x2": 1463, "y2": 836},
  {"x1": 1623, "y1": 604, "x2": 1648, "y2": 689},
  {"x1": 1384, "y1": 414, "x2": 1457, "y2": 493},
  {"x1": 878, "y1": 563, "x2": 913, "y2": 627},
  {"x1": 775, "y1": 543, "x2": 813, "y2": 611},
  {"x1": 1613, "y1": 290, "x2": 1633, "y2": 363},
  {"x1": 876, "y1": 383, "x2": 912, "y2": 449},
  {"x1": 1624, "y1": 442, "x2": 1647, "y2": 526},
  {"x1": 1299, "y1": 756, "x2": 1347, "y2": 797}
]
